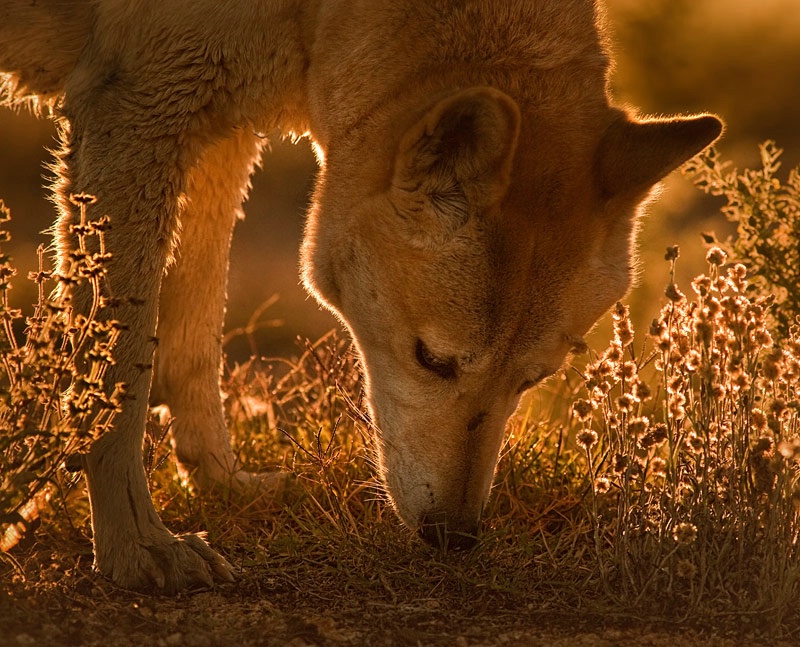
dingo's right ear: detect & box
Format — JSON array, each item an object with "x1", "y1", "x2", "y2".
[
  {"x1": 597, "y1": 112, "x2": 723, "y2": 199},
  {"x1": 390, "y1": 87, "x2": 520, "y2": 245}
]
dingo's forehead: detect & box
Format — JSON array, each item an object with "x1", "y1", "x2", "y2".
[{"x1": 380, "y1": 220, "x2": 587, "y2": 376}]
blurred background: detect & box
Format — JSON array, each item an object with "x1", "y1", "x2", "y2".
[{"x1": 0, "y1": 0, "x2": 798, "y2": 361}]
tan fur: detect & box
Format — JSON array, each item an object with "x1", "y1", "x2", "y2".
[{"x1": 0, "y1": 0, "x2": 722, "y2": 590}]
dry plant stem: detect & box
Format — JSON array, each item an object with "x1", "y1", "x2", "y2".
[
  {"x1": 1, "y1": 197, "x2": 125, "y2": 551},
  {"x1": 583, "y1": 446, "x2": 605, "y2": 586}
]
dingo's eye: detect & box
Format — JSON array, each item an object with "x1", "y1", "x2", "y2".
[{"x1": 415, "y1": 340, "x2": 458, "y2": 380}]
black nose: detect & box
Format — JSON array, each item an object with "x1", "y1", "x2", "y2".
[{"x1": 419, "y1": 515, "x2": 479, "y2": 551}]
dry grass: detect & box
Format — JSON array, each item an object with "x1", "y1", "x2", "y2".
[{"x1": 2, "y1": 145, "x2": 800, "y2": 645}]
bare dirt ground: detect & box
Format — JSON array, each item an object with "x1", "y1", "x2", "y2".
[{"x1": 2, "y1": 526, "x2": 792, "y2": 647}]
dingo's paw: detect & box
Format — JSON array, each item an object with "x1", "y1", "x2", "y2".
[
  {"x1": 181, "y1": 459, "x2": 295, "y2": 501},
  {"x1": 98, "y1": 532, "x2": 235, "y2": 594},
  {"x1": 230, "y1": 468, "x2": 297, "y2": 500}
]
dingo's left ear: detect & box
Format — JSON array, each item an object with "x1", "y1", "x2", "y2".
[
  {"x1": 391, "y1": 87, "x2": 520, "y2": 230},
  {"x1": 598, "y1": 113, "x2": 723, "y2": 199}
]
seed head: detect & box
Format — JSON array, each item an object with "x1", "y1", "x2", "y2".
[
  {"x1": 603, "y1": 342, "x2": 623, "y2": 364},
  {"x1": 632, "y1": 380, "x2": 652, "y2": 402},
  {"x1": 721, "y1": 296, "x2": 741, "y2": 316},
  {"x1": 664, "y1": 245, "x2": 680, "y2": 262},
  {"x1": 668, "y1": 392, "x2": 687, "y2": 419},
  {"x1": 770, "y1": 399, "x2": 788, "y2": 418},
  {"x1": 684, "y1": 350, "x2": 702, "y2": 372},
  {"x1": 731, "y1": 372, "x2": 751, "y2": 391},
  {"x1": 691, "y1": 274, "x2": 712, "y2": 297},
  {"x1": 652, "y1": 423, "x2": 668, "y2": 445},
  {"x1": 594, "y1": 477, "x2": 611, "y2": 494},
  {"x1": 639, "y1": 432, "x2": 657, "y2": 450},
  {"x1": 572, "y1": 399, "x2": 593, "y2": 421},
  {"x1": 576, "y1": 429, "x2": 598, "y2": 450},
  {"x1": 762, "y1": 349, "x2": 784, "y2": 381},
  {"x1": 616, "y1": 393, "x2": 635, "y2": 413},
  {"x1": 69, "y1": 193, "x2": 97, "y2": 206},
  {"x1": 676, "y1": 559, "x2": 698, "y2": 580},
  {"x1": 752, "y1": 435, "x2": 773, "y2": 455},
  {"x1": 706, "y1": 247, "x2": 727, "y2": 267},
  {"x1": 620, "y1": 361, "x2": 637, "y2": 380},
  {"x1": 750, "y1": 408, "x2": 768, "y2": 431},
  {"x1": 753, "y1": 328, "x2": 773, "y2": 348},
  {"x1": 665, "y1": 283, "x2": 685, "y2": 303},
  {"x1": 628, "y1": 416, "x2": 650, "y2": 437},
  {"x1": 673, "y1": 522, "x2": 698, "y2": 545},
  {"x1": 612, "y1": 303, "x2": 634, "y2": 347},
  {"x1": 693, "y1": 318, "x2": 714, "y2": 347},
  {"x1": 649, "y1": 319, "x2": 666, "y2": 338},
  {"x1": 649, "y1": 456, "x2": 667, "y2": 477},
  {"x1": 686, "y1": 431, "x2": 704, "y2": 454}
]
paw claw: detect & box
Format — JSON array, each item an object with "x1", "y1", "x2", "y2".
[
  {"x1": 98, "y1": 532, "x2": 233, "y2": 594},
  {"x1": 181, "y1": 533, "x2": 236, "y2": 584},
  {"x1": 212, "y1": 562, "x2": 237, "y2": 584}
]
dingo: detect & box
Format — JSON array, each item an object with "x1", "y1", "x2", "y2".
[{"x1": 0, "y1": 0, "x2": 721, "y2": 591}]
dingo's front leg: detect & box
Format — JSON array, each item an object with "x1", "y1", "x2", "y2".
[
  {"x1": 152, "y1": 130, "x2": 286, "y2": 496},
  {"x1": 57, "y1": 89, "x2": 234, "y2": 593},
  {"x1": 84, "y1": 431, "x2": 235, "y2": 592}
]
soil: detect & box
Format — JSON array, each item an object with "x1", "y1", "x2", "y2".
[{"x1": 1, "y1": 534, "x2": 792, "y2": 647}]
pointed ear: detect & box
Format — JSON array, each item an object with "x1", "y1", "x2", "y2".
[
  {"x1": 598, "y1": 113, "x2": 723, "y2": 198},
  {"x1": 391, "y1": 87, "x2": 520, "y2": 226}
]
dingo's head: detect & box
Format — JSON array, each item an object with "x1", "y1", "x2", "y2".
[{"x1": 303, "y1": 87, "x2": 721, "y2": 547}]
